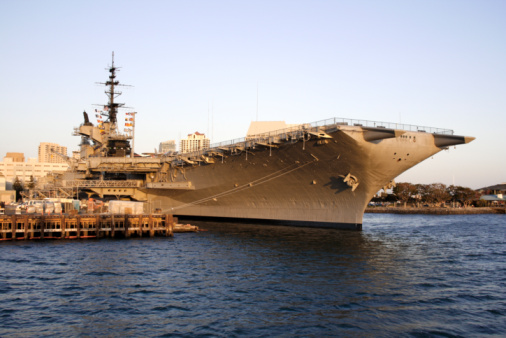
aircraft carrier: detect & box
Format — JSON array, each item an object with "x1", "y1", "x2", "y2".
[{"x1": 50, "y1": 56, "x2": 475, "y2": 230}]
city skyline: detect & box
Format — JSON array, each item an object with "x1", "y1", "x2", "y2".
[{"x1": 1, "y1": 0, "x2": 504, "y2": 189}]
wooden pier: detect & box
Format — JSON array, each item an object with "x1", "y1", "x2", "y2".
[{"x1": 0, "y1": 214, "x2": 175, "y2": 241}]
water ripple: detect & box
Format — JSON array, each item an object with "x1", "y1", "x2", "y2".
[{"x1": 0, "y1": 214, "x2": 504, "y2": 336}]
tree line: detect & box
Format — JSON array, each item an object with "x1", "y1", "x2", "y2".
[{"x1": 371, "y1": 182, "x2": 481, "y2": 208}]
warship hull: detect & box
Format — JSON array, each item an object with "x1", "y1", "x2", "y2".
[
  {"x1": 62, "y1": 58, "x2": 474, "y2": 230},
  {"x1": 138, "y1": 123, "x2": 473, "y2": 230}
]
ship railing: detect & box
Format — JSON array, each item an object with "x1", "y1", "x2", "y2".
[
  {"x1": 309, "y1": 117, "x2": 454, "y2": 135},
  {"x1": 200, "y1": 116, "x2": 454, "y2": 151},
  {"x1": 60, "y1": 180, "x2": 144, "y2": 188}
]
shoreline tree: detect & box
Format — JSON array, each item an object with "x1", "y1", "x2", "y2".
[
  {"x1": 393, "y1": 182, "x2": 417, "y2": 208},
  {"x1": 13, "y1": 176, "x2": 24, "y2": 202},
  {"x1": 371, "y1": 182, "x2": 481, "y2": 208}
]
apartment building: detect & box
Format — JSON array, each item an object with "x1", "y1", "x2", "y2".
[
  {"x1": 180, "y1": 132, "x2": 210, "y2": 154},
  {"x1": 38, "y1": 142, "x2": 68, "y2": 163}
]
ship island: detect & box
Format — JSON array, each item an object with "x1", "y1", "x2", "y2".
[{"x1": 32, "y1": 56, "x2": 475, "y2": 230}]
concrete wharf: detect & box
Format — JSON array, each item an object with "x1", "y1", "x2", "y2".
[{"x1": 0, "y1": 214, "x2": 175, "y2": 241}]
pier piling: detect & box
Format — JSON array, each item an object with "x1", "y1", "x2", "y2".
[{"x1": 0, "y1": 214, "x2": 175, "y2": 241}]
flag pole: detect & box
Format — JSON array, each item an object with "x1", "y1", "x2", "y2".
[{"x1": 131, "y1": 112, "x2": 136, "y2": 157}]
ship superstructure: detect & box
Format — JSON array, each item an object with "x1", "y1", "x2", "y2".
[
  {"x1": 74, "y1": 53, "x2": 133, "y2": 159},
  {"x1": 47, "y1": 57, "x2": 474, "y2": 230}
]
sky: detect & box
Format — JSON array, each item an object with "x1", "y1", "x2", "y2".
[{"x1": 0, "y1": 0, "x2": 504, "y2": 189}]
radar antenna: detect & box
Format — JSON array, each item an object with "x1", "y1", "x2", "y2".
[{"x1": 96, "y1": 51, "x2": 132, "y2": 128}]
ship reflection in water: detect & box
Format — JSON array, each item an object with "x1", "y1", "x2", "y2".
[{"x1": 1, "y1": 214, "x2": 504, "y2": 336}]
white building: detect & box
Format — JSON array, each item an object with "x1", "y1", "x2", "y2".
[
  {"x1": 0, "y1": 155, "x2": 69, "y2": 186},
  {"x1": 4, "y1": 152, "x2": 24, "y2": 163},
  {"x1": 0, "y1": 172, "x2": 15, "y2": 204},
  {"x1": 159, "y1": 140, "x2": 177, "y2": 154},
  {"x1": 180, "y1": 132, "x2": 210, "y2": 154},
  {"x1": 38, "y1": 142, "x2": 68, "y2": 163},
  {"x1": 0, "y1": 172, "x2": 6, "y2": 191}
]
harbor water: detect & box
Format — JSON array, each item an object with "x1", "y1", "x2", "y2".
[{"x1": 1, "y1": 214, "x2": 505, "y2": 336}]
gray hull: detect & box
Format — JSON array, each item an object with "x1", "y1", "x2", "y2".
[
  {"x1": 141, "y1": 124, "x2": 473, "y2": 230},
  {"x1": 69, "y1": 61, "x2": 474, "y2": 230}
]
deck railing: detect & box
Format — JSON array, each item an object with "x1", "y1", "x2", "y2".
[
  {"x1": 200, "y1": 117, "x2": 454, "y2": 151},
  {"x1": 62, "y1": 180, "x2": 143, "y2": 188}
]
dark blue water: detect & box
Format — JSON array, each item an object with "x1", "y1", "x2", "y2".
[{"x1": 1, "y1": 214, "x2": 505, "y2": 337}]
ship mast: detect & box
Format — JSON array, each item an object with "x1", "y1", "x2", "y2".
[
  {"x1": 100, "y1": 51, "x2": 129, "y2": 130},
  {"x1": 75, "y1": 53, "x2": 135, "y2": 159}
]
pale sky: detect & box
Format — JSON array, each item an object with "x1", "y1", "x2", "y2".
[{"x1": 1, "y1": 0, "x2": 504, "y2": 189}]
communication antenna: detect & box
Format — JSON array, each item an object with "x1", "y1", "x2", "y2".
[
  {"x1": 256, "y1": 82, "x2": 259, "y2": 121},
  {"x1": 95, "y1": 52, "x2": 133, "y2": 128}
]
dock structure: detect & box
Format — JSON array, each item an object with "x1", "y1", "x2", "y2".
[{"x1": 0, "y1": 214, "x2": 175, "y2": 241}]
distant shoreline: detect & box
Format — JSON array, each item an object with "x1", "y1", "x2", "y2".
[{"x1": 365, "y1": 207, "x2": 505, "y2": 215}]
